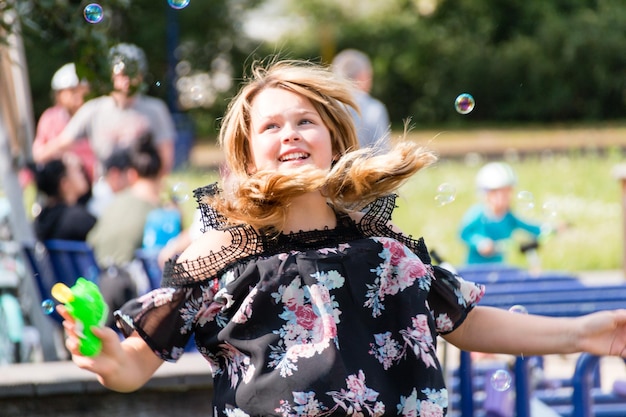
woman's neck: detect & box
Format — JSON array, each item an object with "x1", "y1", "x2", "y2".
[{"x1": 282, "y1": 192, "x2": 336, "y2": 234}]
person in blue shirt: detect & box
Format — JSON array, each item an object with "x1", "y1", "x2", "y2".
[{"x1": 459, "y1": 161, "x2": 543, "y2": 264}]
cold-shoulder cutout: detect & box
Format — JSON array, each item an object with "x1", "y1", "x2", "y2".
[{"x1": 161, "y1": 184, "x2": 431, "y2": 288}]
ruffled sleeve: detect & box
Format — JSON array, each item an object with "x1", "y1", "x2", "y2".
[
  {"x1": 427, "y1": 265, "x2": 485, "y2": 334},
  {"x1": 115, "y1": 270, "x2": 222, "y2": 361},
  {"x1": 358, "y1": 194, "x2": 485, "y2": 334}
]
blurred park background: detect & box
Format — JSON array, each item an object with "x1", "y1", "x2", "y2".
[{"x1": 2, "y1": 0, "x2": 626, "y2": 272}]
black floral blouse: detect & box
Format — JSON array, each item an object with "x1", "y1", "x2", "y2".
[{"x1": 115, "y1": 184, "x2": 485, "y2": 417}]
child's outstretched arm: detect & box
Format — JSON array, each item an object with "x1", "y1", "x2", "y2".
[
  {"x1": 58, "y1": 305, "x2": 164, "y2": 392},
  {"x1": 443, "y1": 305, "x2": 626, "y2": 358}
]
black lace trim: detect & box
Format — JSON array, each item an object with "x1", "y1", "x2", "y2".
[
  {"x1": 357, "y1": 194, "x2": 431, "y2": 264},
  {"x1": 162, "y1": 184, "x2": 430, "y2": 288},
  {"x1": 193, "y1": 183, "x2": 228, "y2": 232}
]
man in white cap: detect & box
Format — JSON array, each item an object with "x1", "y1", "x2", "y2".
[
  {"x1": 31, "y1": 63, "x2": 96, "y2": 182},
  {"x1": 32, "y1": 44, "x2": 175, "y2": 177}
]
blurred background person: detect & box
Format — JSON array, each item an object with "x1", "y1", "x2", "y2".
[
  {"x1": 458, "y1": 161, "x2": 544, "y2": 265},
  {"x1": 31, "y1": 154, "x2": 96, "y2": 242},
  {"x1": 28, "y1": 62, "x2": 95, "y2": 186},
  {"x1": 87, "y1": 133, "x2": 181, "y2": 296},
  {"x1": 331, "y1": 48, "x2": 391, "y2": 150},
  {"x1": 87, "y1": 148, "x2": 132, "y2": 218},
  {"x1": 32, "y1": 43, "x2": 176, "y2": 177}
]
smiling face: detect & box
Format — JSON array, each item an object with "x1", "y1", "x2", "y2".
[{"x1": 247, "y1": 87, "x2": 334, "y2": 174}]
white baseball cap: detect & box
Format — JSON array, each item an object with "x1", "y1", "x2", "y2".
[{"x1": 51, "y1": 63, "x2": 81, "y2": 91}]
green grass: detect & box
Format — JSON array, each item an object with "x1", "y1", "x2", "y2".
[
  {"x1": 393, "y1": 149, "x2": 625, "y2": 272},
  {"x1": 170, "y1": 147, "x2": 626, "y2": 273}
]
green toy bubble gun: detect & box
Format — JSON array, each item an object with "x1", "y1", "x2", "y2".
[{"x1": 51, "y1": 277, "x2": 109, "y2": 357}]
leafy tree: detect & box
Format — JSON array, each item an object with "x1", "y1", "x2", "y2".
[{"x1": 263, "y1": 0, "x2": 626, "y2": 126}]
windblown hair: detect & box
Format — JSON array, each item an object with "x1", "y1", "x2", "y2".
[{"x1": 210, "y1": 59, "x2": 437, "y2": 230}]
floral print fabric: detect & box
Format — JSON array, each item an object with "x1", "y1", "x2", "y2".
[{"x1": 116, "y1": 226, "x2": 484, "y2": 417}]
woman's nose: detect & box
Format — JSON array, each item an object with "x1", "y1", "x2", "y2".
[{"x1": 281, "y1": 124, "x2": 301, "y2": 142}]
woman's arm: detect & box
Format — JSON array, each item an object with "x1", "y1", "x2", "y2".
[{"x1": 443, "y1": 305, "x2": 626, "y2": 358}]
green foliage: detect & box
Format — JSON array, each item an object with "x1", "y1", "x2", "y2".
[{"x1": 267, "y1": 0, "x2": 626, "y2": 128}]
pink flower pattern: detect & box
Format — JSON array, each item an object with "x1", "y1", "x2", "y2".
[{"x1": 121, "y1": 231, "x2": 484, "y2": 417}]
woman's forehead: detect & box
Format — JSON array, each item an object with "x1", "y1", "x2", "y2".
[{"x1": 250, "y1": 88, "x2": 318, "y2": 118}]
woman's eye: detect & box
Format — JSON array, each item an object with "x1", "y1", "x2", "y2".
[
  {"x1": 264, "y1": 123, "x2": 279, "y2": 131},
  {"x1": 299, "y1": 119, "x2": 313, "y2": 125}
]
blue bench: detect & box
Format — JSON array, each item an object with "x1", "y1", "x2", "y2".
[
  {"x1": 481, "y1": 285, "x2": 626, "y2": 307},
  {"x1": 452, "y1": 269, "x2": 626, "y2": 417},
  {"x1": 44, "y1": 239, "x2": 100, "y2": 285},
  {"x1": 21, "y1": 240, "x2": 101, "y2": 324}
]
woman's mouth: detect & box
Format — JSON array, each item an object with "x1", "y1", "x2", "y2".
[{"x1": 279, "y1": 152, "x2": 309, "y2": 162}]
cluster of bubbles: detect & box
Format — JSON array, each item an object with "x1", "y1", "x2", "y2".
[
  {"x1": 455, "y1": 93, "x2": 475, "y2": 115},
  {"x1": 175, "y1": 55, "x2": 233, "y2": 110},
  {"x1": 83, "y1": 1, "x2": 189, "y2": 24},
  {"x1": 83, "y1": 3, "x2": 103, "y2": 24}
]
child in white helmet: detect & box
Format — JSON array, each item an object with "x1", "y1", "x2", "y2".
[{"x1": 459, "y1": 161, "x2": 543, "y2": 264}]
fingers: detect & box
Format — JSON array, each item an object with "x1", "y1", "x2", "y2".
[{"x1": 56, "y1": 304, "x2": 73, "y2": 321}]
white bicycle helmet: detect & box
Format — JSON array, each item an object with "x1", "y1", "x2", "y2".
[
  {"x1": 475, "y1": 162, "x2": 517, "y2": 190},
  {"x1": 108, "y1": 43, "x2": 148, "y2": 78}
]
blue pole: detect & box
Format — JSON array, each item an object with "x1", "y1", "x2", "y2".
[
  {"x1": 514, "y1": 356, "x2": 531, "y2": 417},
  {"x1": 459, "y1": 350, "x2": 475, "y2": 417},
  {"x1": 572, "y1": 353, "x2": 600, "y2": 417},
  {"x1": 165, "y1": 6, "x2": 180, "y2": 113}
]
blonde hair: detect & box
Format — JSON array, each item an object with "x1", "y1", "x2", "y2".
[{"x1": 210, "y1": 59, "x2": 437, "y2": 230}]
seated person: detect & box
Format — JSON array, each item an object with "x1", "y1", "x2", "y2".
[
  {"x1": 87, "y1": 148, "x2": 132, "y2": 218},
  {"x1": 88, "y1": 133, "x2": 181, "y2": 315},
  {"x1": 31, "y1": 154, "x2": 96, "y2": 241},
  {"x1": 459, "y1": 161, "x2": 543, "y2": 265},
  {"x1": 87, "y1": 133, "x2": 165, "y2": 268}
]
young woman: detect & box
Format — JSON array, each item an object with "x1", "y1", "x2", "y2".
[{"x1": 59, "y1": 59, "x2": 626, "y2": 417}]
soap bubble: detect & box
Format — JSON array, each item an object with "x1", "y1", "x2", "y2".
[
  {"x1": 41, "y1": 299, "x2": 55, "y2": 315},
  {"x1": 454, "y1": 93, "x2": 475, "y2": 115},
  {"x1": 516, "y1": 190, "x2": 535, "y2": 211},
  {"x1": 168, "y1": 0, "x2": 191, "y2": 9},
  {"x1": 490, "y1": 369, "x2": 512, "y2": 391},
  {"x1": 542, "y1": 201, "x2": 559, "y2": 220},
  {"x1": 83, "y1": 3, "x2": 104, "y2": 24},
  {"x1": 171, "y1": 182, "x2": 190, "y2": 203},
  {"x1": 509, "y1": 304, "x2": 528, "y2": 315},
  {"x1": 434, "y1": 183, "x2": 456, "y2": 206}
]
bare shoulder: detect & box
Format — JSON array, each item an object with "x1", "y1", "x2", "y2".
[{"x1": 177, "y1": 228, "x2": 233, "y2": 263}]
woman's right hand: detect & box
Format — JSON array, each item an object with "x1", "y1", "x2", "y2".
[
  {"x1": 57, "y1": 305, "x2": 124, "y2": 377},
  {"x1": 57, "y1": 305, "x2": 164, "y2": 392}
]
